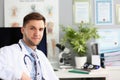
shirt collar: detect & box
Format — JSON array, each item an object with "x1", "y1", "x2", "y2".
[{"x1": 21, "y1": 39, "x2": 37, "y2": 54}]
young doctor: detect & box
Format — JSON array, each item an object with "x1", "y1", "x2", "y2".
[{"x1": 0, "y1": 12, "x2": 59, "y2": 80}]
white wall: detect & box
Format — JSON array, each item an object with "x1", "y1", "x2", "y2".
[{"x1": 0, "y1": 0, "x2": 4, "y2": 27}]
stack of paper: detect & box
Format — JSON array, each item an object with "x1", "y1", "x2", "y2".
[{"x1": 104, "y1": 51, "x2": 120, "y2": 66}]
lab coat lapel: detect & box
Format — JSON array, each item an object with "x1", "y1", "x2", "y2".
[
  {"x1": 36, "y1": 50, "x2": 48, "y2": 80},
  {"x1": 36, "y1": 50, "x2": 58, "y2": 80},
  {"x1": 18, "y1": 40, "x2": 31, "y2": 76}
]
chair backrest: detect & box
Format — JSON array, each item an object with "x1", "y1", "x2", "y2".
[{"x1": 0, "y1": 27, "x2": 47, "y2": 56}]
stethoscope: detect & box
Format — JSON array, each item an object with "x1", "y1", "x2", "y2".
[
  {"x1": 18, "y1": 43, "x2": 33, "y2": 65},
  {"x1": 18, "y1": 42, "x2": 40, "y2": 65},
  {"x1": 18, "y1": 42, "x2": 45, "y2": 80},
  {"x1": 18, "y1": 43, "x2": 35, "y2": 76}
]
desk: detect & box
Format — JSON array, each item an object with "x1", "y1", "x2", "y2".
[{"x1": 55, "y1": 68, "x2": 108, "y2": 80}]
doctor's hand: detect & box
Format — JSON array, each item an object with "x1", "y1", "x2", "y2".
[{"x1": 21, "y1": 72, "x2": 31, "y2": 80}]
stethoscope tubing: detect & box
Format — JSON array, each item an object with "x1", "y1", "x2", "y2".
[
  {"x1": 18, "y1": 43, "x2": 40, "y2": 65},
  {"x1": 18, "y1": 42, "x2": 45, "y2": 80},
  {"x1": 24, "y1": 55, "x2": 32, "y2": 65}
]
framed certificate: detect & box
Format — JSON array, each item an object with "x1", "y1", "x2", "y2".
[
  {"x1": 116, "y1": 4, "x2": 120, "y2": 24},
  {"x1": 96, "y1": 29, "x2": 120, "y2": 53},
  {"x1": 95, "y1": 0, "x2": 113, "y2": 25},
  {"x1": 73, "y1": 0, "x2": 90, "y2": 24}
]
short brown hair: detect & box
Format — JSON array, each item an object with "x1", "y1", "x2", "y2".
[{"x1": 23, "y1": 12, "x2": 46, "y2": 26}]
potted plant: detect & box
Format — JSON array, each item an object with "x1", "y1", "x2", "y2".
[{"x1": 60, "y1": 23, "x2": 100, "y2": 68}]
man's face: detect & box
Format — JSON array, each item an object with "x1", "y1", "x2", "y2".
[{"x1": 21, "y1": 20, "x2": 45, "y2": 48}]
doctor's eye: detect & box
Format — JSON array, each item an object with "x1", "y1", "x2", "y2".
[
  {"x1": 39, "y1": 28, "x2": 44, "y2": 31},
  {"x1": 30, "y1": 27, "x2": 35, "y2": 30}
]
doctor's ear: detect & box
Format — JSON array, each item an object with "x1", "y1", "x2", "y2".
[
  {"x1": 21, "y1": 27, "x2": 24, "y2": 34},
  {"x1": 44, "y1": 23, "x2": 47, "y2": 28}
]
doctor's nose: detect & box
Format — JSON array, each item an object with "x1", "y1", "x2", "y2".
[{"x1": 34, "y1": 30, "x2": 41, "y2": 36}]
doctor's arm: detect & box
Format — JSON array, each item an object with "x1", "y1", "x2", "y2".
[{"x1": 0, "y1": 47, "x2": 23, "y2": 80}]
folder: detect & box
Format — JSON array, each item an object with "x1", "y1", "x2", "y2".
[{"x1": 68, "y1": 69, "x2": 89, "y2": 74}]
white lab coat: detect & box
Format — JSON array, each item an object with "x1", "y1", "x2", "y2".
[{"x1": 0, "y1": 40, "x2": 59, "y2": 80}]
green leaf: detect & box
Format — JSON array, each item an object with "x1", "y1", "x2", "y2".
[{"x1": 60, "y1": 23, "x2": 100, "y2": 56}]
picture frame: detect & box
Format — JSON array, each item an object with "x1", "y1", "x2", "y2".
[
  {"x1": 97, "y1": 29, "x2": 120, "y2": 53},
  {"x1": 95, "y1": 0, "x2": 113, "y2": 25},
  {"x1": 116, "y1": 4, "x2": 120, "y2": 24},
  {"x1": 73, "y1": 0, "x2": 90, "y2": 24}
]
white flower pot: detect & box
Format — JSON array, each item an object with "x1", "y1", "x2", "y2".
[
  {"x1": 75, "y1": 55, "x2": 100, "y2": 69},
  {"x1": 75, "y1": 56, "x2": 87, "y2": 69}
]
